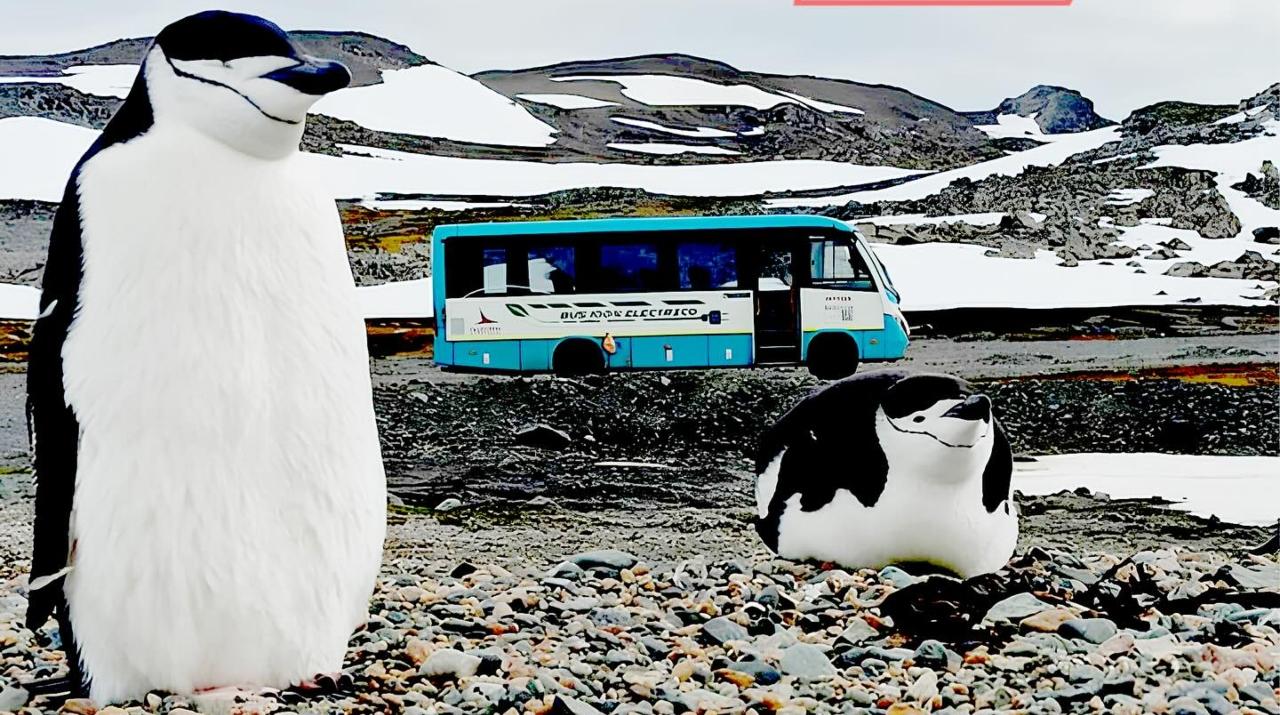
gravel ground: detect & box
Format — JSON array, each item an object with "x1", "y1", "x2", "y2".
[
  {"x1": 0, "y1": 520, "x2": 1275, "y2": 715},
  {"x1": 0, "y1": 334, "x2": 1273, "y2": 713}
]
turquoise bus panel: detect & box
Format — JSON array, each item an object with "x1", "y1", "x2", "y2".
[
  {"x1": 520, "y1": 340, "x2": 552, "y2": 371},
  {"x1": 452, "y1": 340, "x2": 521, "y2": 370},
  {"x1": 434, "y1": 339, "x2": 454, "y2": 365},
  {"x1": 631, "y1": 335, "x2": 709, "y2": 368},
  {"x1": 709, "y1": 334, "x2": 753, "y2": 367},
  {"x1": 874, "y1": 315, "x2": 910, "y2": 359},
  {"x1": 603, "y1": 337, "x2": 633, "y2": 370},
  {"x1": 801, "y1": 316, "x2": 907, "y2": 361}
]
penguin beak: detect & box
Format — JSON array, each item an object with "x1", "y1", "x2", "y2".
[
  {"x1": 942, "y1": 395, "x2": 991, "y2": 422},
  {"x1": 261, "y1": 57, "x2": 351, "y2": 95}
]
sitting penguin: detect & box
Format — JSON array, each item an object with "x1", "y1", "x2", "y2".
[
  {"x1": 26, "y1": 11, "x2": 385, "y2": 704},
  {"x1": 754, "y1": 370, "x2": 1016, "y2": 577}
]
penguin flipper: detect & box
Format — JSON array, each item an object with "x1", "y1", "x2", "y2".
[
  {"x1": 756, "y1": 371, "x2": 903, "y2": 518},
  {"x1": 982, "y1": 420, "x2": 1013, "y2": 513},
  {"x1": 26, "y1": 181, "x2": 85, "y2": 634}
]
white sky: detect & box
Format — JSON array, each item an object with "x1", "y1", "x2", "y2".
[{"x1": 3, "y1": 0, "x2": 1276, "y2": 118}]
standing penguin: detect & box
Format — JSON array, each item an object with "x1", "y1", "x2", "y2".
[
  {"x1": 755, "y1": 370, "x2": 1016, "y2": 577},
  {"x1": 26, "y1": 11, "x2": 386, "y2": 703}
]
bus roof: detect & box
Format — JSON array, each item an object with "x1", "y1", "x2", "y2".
[{"x1": 433, "y1": 214, "x2": 854, "y2": 240}]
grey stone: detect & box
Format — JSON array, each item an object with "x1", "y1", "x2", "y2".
[
  {"x1": 779, "y1": 643, "x2": 837, "y2": 679},
  {"x1": 984, "y1": 592, "x2": 1053, "y2": 622},
  {"x1": 878, "y1": 565, "x2": 922, "y2": 588},
  {"x1": 1059, "y1": 618, "x2": 1118, "y2": 644},
  {"x1": 836, "y1": 617, "x2": 879, "y2": 645},
  {"x1": 567, "y1": 549, "x2": 639, "y2": 572},
  {"x1": 702, "y1": 616, "x2": 748, "y2": 645},
  {"x1": 0, "y1": 687, "x2": 28, "y2": 712},
  {"x1": 551, "y1": 696, "x2": 606, "y2": 715},
  {"x1": 514, "y1": 423, "x2": 573, "y2": 450}
]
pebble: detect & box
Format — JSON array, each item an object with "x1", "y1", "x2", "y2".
[
  {"x1": 985, "y1": 592, "x2": 1053, "y2": 622},
  {"x1": 421, "y1": 648, "x2": 482, "y2": 678},
  {"x1": 1059, "y1": 618, "x2": 1118, "y2": 644},
  {"x1": 0, "y1": 687, "x2": 29, "y2": 712},
  {"x1": 837, "y1": 617, "x2": 879, "y2": 645},
  {"x1": 434, "y1": 498, "x2": 463, "y2": 512},
  {"x1": 779, "y1": 643, "x2": 837, "y2": 680},
  {"x1": 1021, "y1": 607, "x2": 1078, "y2": 633},
  {"x1": 702, "y1": 616, "x2": 748, "y2": 645}
]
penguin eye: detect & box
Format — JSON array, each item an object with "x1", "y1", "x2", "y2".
[{"x1": 912, "y1": 416, "x2": 925, "y2": 423}]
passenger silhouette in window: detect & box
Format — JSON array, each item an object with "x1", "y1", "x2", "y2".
[
  {"x1": 548, "y1": 267, "x2": 575, "y2": 294},
  {"x1": 687, "y1": 265, "x2": 712, "y2": 291}
]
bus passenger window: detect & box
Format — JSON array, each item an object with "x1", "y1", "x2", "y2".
[
  {"x1": 482, "y1": 248, "x2": 507, "y2": 295},
  {"x1": 811, "y1": 239, "x2": 874, "y2": 290},
  {"x1": 678, "y1": 242, "x2": 738, "y2": 290},
  {"x1": 600, "y1": 243, "x2": 659, "y2": 293},
  {"x1": 529, "y1": 246, "x2": 576, "y2": 294}
]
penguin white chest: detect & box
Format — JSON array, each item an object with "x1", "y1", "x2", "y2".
[{"x1": 61, "y1": 125, "x2": 386, "y2": 702}]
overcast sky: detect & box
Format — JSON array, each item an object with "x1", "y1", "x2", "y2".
[{"x1": 4, "y1": 0, "x2": 1276, "y2": 118}]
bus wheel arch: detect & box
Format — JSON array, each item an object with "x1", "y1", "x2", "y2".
[
  {"x1": 552, "y1": 338, "x2": 606, "y2": 376},
  {"x1": 806, "y1": 332, "x2": 860, "y2": 380}
]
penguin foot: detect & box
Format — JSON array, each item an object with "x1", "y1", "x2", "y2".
[{"x1": 287, "y1": 672, "x2": 354, "y2": 697}]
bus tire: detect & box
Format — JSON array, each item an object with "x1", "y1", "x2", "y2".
[
  {"x1": 553, "y1": 339, "x2": 606, "y2": 376},
  {"x1": 807, "y1": 333, "x2": 859, "y2": 380}
]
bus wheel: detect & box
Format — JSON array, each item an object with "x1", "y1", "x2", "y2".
[
  {"x1": 807, "y1": 333, "x2": 859, "y2": 380},
  {"x1": 553, "y1": 339, "x2": 606, "y2": 376}
]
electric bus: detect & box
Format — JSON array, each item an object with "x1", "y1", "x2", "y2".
[{"x1": 431, "y1": 215, "x2": 908, "y2": 378}]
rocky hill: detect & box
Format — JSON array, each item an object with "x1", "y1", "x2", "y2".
[
  {"x1": 965, "y1": 85, "x2": 1114, "y2": 135},
  {"x1": 474, "y1": 54, "x2": 1001, "y2": 169},
  {"x1": 1, "y1": 37, "x2": 1006, "y2": 168},
  {"x1": 0, "y1": 32, "x2": 428, "y2": 86}
]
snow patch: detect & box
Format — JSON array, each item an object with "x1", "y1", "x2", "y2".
[
  {"x1": 306, "y1": 144, "x2": 927, "y2": 200},
  {"x1": 1145, "y1": 124, "x2": 1280, "y2": 241},
  {"x1": 0, "y1": 117, "x2": 97, "y2": 202},
  {"x1": 863, "y1": 212, "x2": 1006, "y2": 227},
  {"x1": 358, "y1": 199, "x2": 523, "y2": 212},
  {"x1": 1106, "y1": 188, "x2": 1154, "y2": 205},
  {"x1": 515, "y1": 93, "x2": 618, "y2": 109},
  {"x1": 772, "y1": 126, "x2": 1120, "y2": 208},
  {"x1": 0, "y1": 64, "x2": 136, "y2": 98},
  {"x1": 554, "y1": 74, "x2": 792, "y2": 110},
  {"x1": 975, "y1": 114, "x2": 1046, "y2": 141},
  {"x1": 0, "y1": 283, "x2": 40, "y2": 320},
  {"x1": 775, "y1": 90, "x2": 864, "y2": 115},
  {"x1": 313, "y1": 65, "x2": 558, "y2": 147},
  {"x1": 355, "y1": 278, "x2": 433, "y2": 319},
  {"x1": 612, "y1": 117, "x2": 736, "y2": 138},
  {"x1": 607, "y1": 142, "x2": 740, "y2": 156},
  {"x1": 870, "y1": 239, "x2": 1274, "y2": 311},
  {"x1": 1015, "y1": 453, "x2": 1280, "y2": 526}
]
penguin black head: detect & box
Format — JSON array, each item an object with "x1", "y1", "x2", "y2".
[
  {"x1": 880, "y1": 374, "x2": 993, "y2": 449},
  {"x1": 131, "y1": 10, "x2": 351, "y2": 158}
]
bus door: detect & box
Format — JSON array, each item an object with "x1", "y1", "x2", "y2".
[
  {"x1": 801, "y1": 235, "x2": 887, "y2": 350},
  {"x1": 753, "y1": 240, "x2": 803, "y2": 362}
]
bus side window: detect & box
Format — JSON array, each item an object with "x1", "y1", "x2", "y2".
[
  {"x1": 811, "y1": 239, "x2": 875, "y2": 291},
  {"x1": 529, "y1": 245, "x2": 576, "y2": 294},
  {"x1": 482, "y1": 248, "x2": 508, "y2": 295},
  {"x1": 678, "y1": 241, "x2": 738, "y2": 290},
  {"x1": 600, "y1": 242, "x2": 660, "y2": 293}
]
